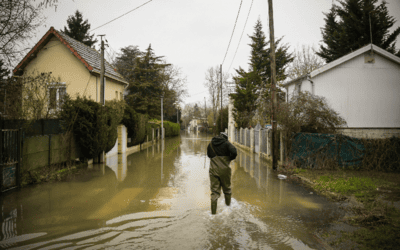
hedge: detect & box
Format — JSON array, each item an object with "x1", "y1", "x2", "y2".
[
  {"x1": 122, "y1": 106, "x2": 149, "y2": 147},
  {"x1": 163, "y1": 121, "x2": 180, "y2": 137},
  {"x1": 60, "y1": 96, "x2": 124, "y2": 159}
]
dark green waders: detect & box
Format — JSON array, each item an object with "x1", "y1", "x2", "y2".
[{"x1": 209, "y1": 156, "x2": 232, "y2": 215}]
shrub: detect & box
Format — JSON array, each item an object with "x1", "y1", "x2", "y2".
[
  {"x1": 145, "y1": 122, "x2": 160, "y2": 141},
  {"x1": 163, "y1": 121, "x2": 180, "y2": 137},
  {"x1": 277, "y1": 92, "x2": 347, "y2": 135},
  {"x1": 361, "y1": 137, "x2": 400, "y2": 172},
  {"x1": 277, "y1": 92, "x2": 347, "y2": 161},
  {"x1": 60, "y1": 95, "x2": 124, "y2": 159},
  {"x1": 122, "y1": 105, "x2": 149, "y2": 146}
]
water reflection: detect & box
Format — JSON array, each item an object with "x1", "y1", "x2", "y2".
[{"x1": 0, "y1": 133, "x2": 345, "y2": 249}]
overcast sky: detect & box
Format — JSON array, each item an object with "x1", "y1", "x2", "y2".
[{"x1": 33, "y1": 0, "x2": 400, "y2": 106}]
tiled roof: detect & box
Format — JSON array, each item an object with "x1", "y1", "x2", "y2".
[{"x1": 13, "y1": 27, "x2": 128, "y2": 86}]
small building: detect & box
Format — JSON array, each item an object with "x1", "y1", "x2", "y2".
[
  {"x1": 13, "y1": 26, "x2": 128, "y2": 109},
  {"x1": 283, "y1": 44, "x2": 400, "y2": 139}
]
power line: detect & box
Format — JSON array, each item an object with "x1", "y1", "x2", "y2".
[
  {"x1": 228, "y1": 0, "x2": 254, "y2": 72},
  {"x1": 189, "y1": 90, "x2": 208, "y2": 97},
  {"x1": 221, "y1": 0, "x2": 243, "y2": 66},
  {"x1": 90, "y1": 0, "x2": 154, "y2": 32}
]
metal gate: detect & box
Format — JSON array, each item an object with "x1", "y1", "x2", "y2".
[{"x1": 1, "y1": 129, "x2": 22, "y2": 192}]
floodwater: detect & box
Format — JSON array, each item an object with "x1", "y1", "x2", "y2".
[{"x1": 0, "y1": 132, "x2": 344, "y2": 249}]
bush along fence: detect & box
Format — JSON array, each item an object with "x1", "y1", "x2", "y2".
[
  {"x1": 230, "y1": 124, "x2": 400, "y2": 172},
  {"x1": 1, "y1": 116, "x2": 180, "y2": 191}
]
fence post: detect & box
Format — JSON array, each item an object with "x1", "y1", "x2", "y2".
[
  {"x1": 250, "y1": 128, "x2": 254, "y2": 152},
  {"x1": 280, "y1": 131, "x2": 283, "y2": 165},
  {"x1": 267, "y1": 130, "x2": 271, "y2": 156},
  {"x1": 259, "y1": 128, "x2": 262, "y2": 155},
  {"x1": 152, "y1": 128, "x2": 154, "y2": 143},
  {"x1": 244, "y1": 128, "x2": 247, "y2": 146},
  {"x1": 117, "y1": 125, "x2": 122, "y2": 154},
  {"x1": 240, "y1": 128, "x2": 243, "y2": 144}
]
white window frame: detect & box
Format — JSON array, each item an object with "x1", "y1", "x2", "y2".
[{"x1": 48, "y1": 82, "x2": 66, "y2": 113}]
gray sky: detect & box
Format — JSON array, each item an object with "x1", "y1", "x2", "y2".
[{"x1": 33, "y1": 0, "x2": 400, "y2": 106}]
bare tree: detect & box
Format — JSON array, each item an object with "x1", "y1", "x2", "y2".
[
  {"x1": 287, "y1": 45, "x2": 325, "y2": 80},
  {"x1": 204, "y1": 66, "x2": 229, "y2": 125},
  {"x1": 0, "y1": 0, "x2": 45, "y2": 67},
  {"x1": 2, "y1": 71, "x2": 66, "y2": 122}
]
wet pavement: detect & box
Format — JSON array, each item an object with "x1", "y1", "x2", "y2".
[{"x1": 0, "y1": 132, "x2": 345, "y2": 249}]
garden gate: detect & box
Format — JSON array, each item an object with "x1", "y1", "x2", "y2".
[{"x1": 1, "y1": 129, "x2": 22, "y2": 192}]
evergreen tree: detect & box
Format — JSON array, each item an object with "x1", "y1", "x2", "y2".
[
  {"x1": 231, "y1": 19, "x2": 293, "y2": 126},
  {"x1": 317, "y1": 0, "x2": 400, "y2": 63},
  {"x1": 63, "y1": 10, "x2": 98, "y2": 47},
  {"x1": 114, "y1": 45, "x2": 142, "y2": 83},
  {"x1": 124, "y1": 44, "x2": 169, "y2": 116},
  {"x1": 231, "y1": 70, "x2": 259, "y2": 128}
]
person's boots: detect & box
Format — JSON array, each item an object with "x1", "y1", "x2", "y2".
[
  {"x1": 225, "y1": 194, "x2": 231, "y2": 206},
  {"x1": 211, "y1": 200, "x2": 217, "y2": 215}
]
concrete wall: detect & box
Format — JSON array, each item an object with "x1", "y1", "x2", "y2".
[
  {"x1": 118, "y1": 125, "x2": 127, "y2": 154},
  {"x1": 23, "y1": 133, "x2": 81, "y2": 171},
  {"x1": 337, "y1": 128, "x2": 400, "y2": 139},
  {"x1": 106, "y1": 138, "x2": 118, "y2": 158}
]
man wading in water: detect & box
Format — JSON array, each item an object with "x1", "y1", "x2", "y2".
[{"x1": 207, "y1": 132, "x2": 237, "y2": 215}]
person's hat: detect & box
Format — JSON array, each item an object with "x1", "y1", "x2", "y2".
[{"x1": 220, "y1": 132, "x2": 228, "y2": 139}]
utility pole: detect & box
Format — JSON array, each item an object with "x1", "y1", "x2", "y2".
[
  {"x1": 220, "y1": 64, "x2": 223, "y2": 134},
  {"x1": 161, "y1": 94, "x2": 164, "y2": 139},
  {"x1": 268, "y1": 0, "x2": 278, "y2": 171},
  {"x1": 98, "y1": 34, "x2": 106, "y2": 164},
  {"x1": 98, "y1": 35, "x2": 106, "y2": 106},
  {"x1": 204, "y1": 97, "x2": 207, "y2": 134}
]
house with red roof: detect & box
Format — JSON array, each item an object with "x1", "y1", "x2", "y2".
[{"x1": 13, "y1": 26, "x2": 128, "y2": 110}]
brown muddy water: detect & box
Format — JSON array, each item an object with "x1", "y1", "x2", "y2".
[{"x1": 0, "y1": 132, "x2": 345, "y2": 249}]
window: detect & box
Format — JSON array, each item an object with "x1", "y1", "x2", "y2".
[
  {"x1": 48, "y1": 83, "x2": 66, "y2": 111},
  {"x1": 120, "y1": 92, "x2": 123, "y2": 100},
  {"x1": 115, "y1": 91, "x2": 118, "y2": 100}
]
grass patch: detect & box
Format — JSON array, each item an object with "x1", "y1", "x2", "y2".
[
  {"x1": 339, "y1": 203, "x2": 400, "y2": 250},
  {"x1": 314, "y1": 176, "x2": 377, "y2": 194},
  {"x1": 286, "y1": 168, "x2": 400, "y2": 250}
]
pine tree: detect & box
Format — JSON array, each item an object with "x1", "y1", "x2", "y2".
[
  {"x1": 124, "y1": 44, "x2": 169, "y2": 116},
  {"x1": 63, "y1": 10, "x2": 98, "y2": 47},
  {"x1": 317, "y1": 0, "x2": 400, "y2": 63},
  {"x1": 114, "y1": 45, "x2": 142, "y2": 83},
  {"x1": 231, "y1": 69, "x2": 259, "y2": 128},
  {"x1": 231, "y1": 19, "x2": 293, "y2": 126}
]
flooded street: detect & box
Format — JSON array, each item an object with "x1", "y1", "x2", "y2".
[{"x1": 1, "y1": 132, "x2": 344, "y2": 249}]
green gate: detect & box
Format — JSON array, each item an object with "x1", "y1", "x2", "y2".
[{"x1": 1, "y1": 129, "x2": 22, "y2": 192}]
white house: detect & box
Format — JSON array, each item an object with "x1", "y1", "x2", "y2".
[{"x1": 283, "y1": 44, "x2": 400, "y2": 139}]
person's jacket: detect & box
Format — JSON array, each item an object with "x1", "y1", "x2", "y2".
[{"x1": 207, "y1": 135, "x2": 237, "y2": 161}]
